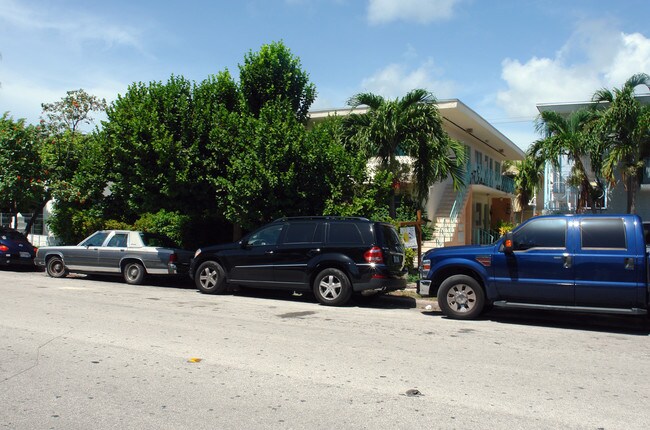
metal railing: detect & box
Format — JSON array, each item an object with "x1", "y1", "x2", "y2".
[{"x1": 473, "y1": 228, "x2": 496, "y2": 245}]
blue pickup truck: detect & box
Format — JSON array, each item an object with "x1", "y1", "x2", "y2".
[{"x1": 418, "y1": 214, "x2": 650, "y2": 319}]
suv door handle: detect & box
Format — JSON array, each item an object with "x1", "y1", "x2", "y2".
[
  {"x1": 265, "y1": 250, "x2": 274, "y2": 255},
  {"x1": 307, "y1": 248, "x2": 321, "y2": 257}
]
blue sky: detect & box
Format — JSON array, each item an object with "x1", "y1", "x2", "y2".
[{"x1": 1, "y1": 0, "x2": 649, "y2": 150}]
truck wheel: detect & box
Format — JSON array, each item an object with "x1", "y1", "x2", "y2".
[
  {"x1": 195, "y1": 261, "x2": 227, "y2": 294},
  {"x1": 46, "y1": 256, "x2": 68, "y2": 278},
  {"x1": 313, "y1": 268, "x2": 352, "y2": 306},
  {"x1": 123, "y1": 262, "x2": 146, "y2": 285},
  {"x1": 437, "y1": 275, "x2": 485, "y2": 320}
]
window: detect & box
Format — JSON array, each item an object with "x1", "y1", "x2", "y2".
[
  {"x1": 328, "y1": 223, "x2": 363, "y2": 244},
  {"x1": 580, "y1": 218, "x2": 626, "y2": 249},
  {"x1": 247, "y1": 224, "x2": 283, "y2": 246},
  {"x1": 140, "y1": 233, "x2": 178, "y2": 248},
  {"x1": 512, "y1": 218, "x2": 566, "y2": 251},
  {"x1": 283, "y1": 222, "x2": 323, "y2": 244},
  {"x1": 107, "y1": 233, "x2": 128, "y2": 248},
  {"x1": 80, "y1": 231, "x2": 109, "y2": 247}
]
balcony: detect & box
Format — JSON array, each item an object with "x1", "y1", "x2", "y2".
[{"x1": 468, "y1": 164, "x2": 515, "y2": 194}]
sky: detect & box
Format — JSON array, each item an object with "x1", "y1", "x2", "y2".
[{"x1": 1, "y1": 0, "x2": 649, "y2": 151}]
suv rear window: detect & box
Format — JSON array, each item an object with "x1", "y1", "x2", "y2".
[
  {"x1": 380, "y1": 224, "x2": 402, "y2": 250},
  {"x1": 328, "y1": 222, "x2": 364, "y2": 244},
  {"x1": 283, "y1": 222, "x2": 324, "y2": 244}
]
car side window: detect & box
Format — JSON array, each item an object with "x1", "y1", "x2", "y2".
[
  {"x1": 328, "y1": 223, "x2": 363, "y2": 244},
  {"x1": 283, "y1": 222, "x2": 323, "y2": 244},
  {"x1": 107, "y1": 233, "x2": 129, "y2": 248},
  {"x1": 80, "y1": 232, "x2": 110, "y2": 247},
  {"x1": 580, "y1": 218, "x2": 627, "y2": 249},
  {"x1": 248, "y1": 225, "x2": 283, "y2": 247},
  {"x1": 512, "y1": 219, "x2": 566, "y2": 251}
]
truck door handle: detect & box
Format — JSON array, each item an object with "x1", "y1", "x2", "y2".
[
  {"x1": 624, "y1": 257, "x2": 634, "y2": 270},
  {"x1": 563, "y1": 255, "x2": 572, "y2": 269}
]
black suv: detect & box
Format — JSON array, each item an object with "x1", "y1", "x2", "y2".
[{"x1": 189, "y1": 217, "x2": 407, "y2": 306}]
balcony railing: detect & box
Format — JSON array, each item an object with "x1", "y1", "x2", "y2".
[{"x1": 468, "y1": 164, "x2": 515, "y2": 194}]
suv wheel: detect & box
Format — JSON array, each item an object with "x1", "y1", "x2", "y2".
[
  {"x1": 313, "y1": 268, "x2": 352, "y2": 306},
  {"x1": 195, "y1": 261, "x2": 227, "y2": 294}
]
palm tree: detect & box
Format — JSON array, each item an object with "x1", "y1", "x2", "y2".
[
  {"x1": 505, "y1": 157, "x2": 543, "y2": 222},
  {"x1": 592, "y1": 73, "x2": 650, "y2": 214},
  {"x1": 530, "y1": 109, "x2": 599, "y2": 212},
  {"x1": 343, "y1": 89, "x2": 466, "y2": 217}
]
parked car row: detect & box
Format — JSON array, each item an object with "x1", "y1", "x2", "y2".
[{"x1": 22, "y1": 216, "x2": 408, "y2": 307}]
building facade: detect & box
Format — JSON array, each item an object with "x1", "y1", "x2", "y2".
[{"x1": 309, "y1": 99, "x2": 525, "y2": 248}]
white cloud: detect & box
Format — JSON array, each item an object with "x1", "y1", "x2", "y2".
[
  {"x1": 0, "y1": 0, "x2": 144, "y2": 51},
  {"x1": 367, "y1": 0, "x2": 461, "y2": 25},
  {"x1": 359, "y1": 60, "x2": 456, "y2": 100},
  {"x1": 496, "y1": 21, "x2": 650, "y2": 118}
]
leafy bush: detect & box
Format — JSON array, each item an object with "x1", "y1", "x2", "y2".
[{"x1": 134, "y1": 210, "x2": 191, "y2": 247}]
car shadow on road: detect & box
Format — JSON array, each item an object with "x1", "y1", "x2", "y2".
[
  {"x1": 63, "y1": 273, "x2": 196, "y2": 289},
  {"x1": 480, "y1": 308, "x2": 650, "y2": 335},
  {"x1": 229, "y1": 288, "x2": 418, "y2": 309}
]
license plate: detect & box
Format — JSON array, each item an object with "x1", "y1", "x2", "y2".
[{"x1": 19, "y1": 252, "x2": 32, "y2": 258}]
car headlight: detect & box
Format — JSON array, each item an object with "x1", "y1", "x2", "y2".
[{"x1": 194, "y1": 249, "x2": 202, "y2": 258}]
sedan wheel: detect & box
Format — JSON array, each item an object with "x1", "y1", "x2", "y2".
[
  {"x1": 123, "y1": 262, "x2": 145, "y2": 285},
  {"x1": 46, "y1": 256, "x2": 68, "y2": 278}
]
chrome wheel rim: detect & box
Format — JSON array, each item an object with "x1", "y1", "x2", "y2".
[
  {"x1": 199, "y1": 267, "x2": 218, "y2": 289},
  {"x1": 50, "y1": 260, "x2": 63, "y2": 275},
  {"x1": 318, "y1": 275, "x2": 342, "y2": 300},
  {"x1": 446, "y1": 284, "x2": 476, "y2": 313},
  {"x1": 126, "y1": 265, "x2": 140, "y2": 281}
]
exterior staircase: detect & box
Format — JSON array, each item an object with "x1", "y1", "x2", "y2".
[{"x1": 425, "y1": 184, "x2": 470, "y2": 250}]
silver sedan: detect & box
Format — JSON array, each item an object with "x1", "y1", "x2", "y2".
[{"x1": 34, "y1": 230, "x2": 193, "y2": 285}]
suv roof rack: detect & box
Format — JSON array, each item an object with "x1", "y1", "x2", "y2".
[{"x1": 273, "y1": 216, "x2": 370, "y2": 222}]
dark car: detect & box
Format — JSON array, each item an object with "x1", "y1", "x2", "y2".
[
  {"x1": 0, "y1": 226, "x2": 37, "y2": 269},
  {"x1": 190, "y1": 216, "x2": 408, "y2": 306}
]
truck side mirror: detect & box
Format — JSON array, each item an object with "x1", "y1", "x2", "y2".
[{"x1": 503, "y1": 231, "x2": 514, "y2": 254}]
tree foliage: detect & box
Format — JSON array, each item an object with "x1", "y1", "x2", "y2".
[
  {"x1": 41, "y1": 89, "x2": 107, "y2": 133},
  {"x1": 0, "y1": 114, "x2": 46, "y2": 218},
  {"x1": 344, "y1": 89, "x2": 466, "y2": 217},
  {"x1": 592, "y1": 73, "x2": 650, "y2": 214},
  {"x1": 239, "y1": 41, "x2": 316, "y2": 123}
]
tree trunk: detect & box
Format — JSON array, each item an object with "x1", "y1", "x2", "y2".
[
  {"x1": 23, "y1": 192, "x2": 51, "y2": 235},
  {"x1": 628, "y1": 174, "x2": 639, "y2": 214},
  {"x1": 232, "y1": 224, "x2": 242, "y2": 242},
  {"x1": 389, "y1": 188, "x2": 396, "y2": 218}
]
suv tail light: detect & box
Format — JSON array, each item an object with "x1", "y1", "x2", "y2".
[
  {"x1": 0, "y1": 245, "x2": 9, "y2": 252},
  {"x1": 364, "y1": 246, "x2": 384, "y2": 264},
  {"x1": 169, "y1": 253, "x2": 178, "y2": 264}
]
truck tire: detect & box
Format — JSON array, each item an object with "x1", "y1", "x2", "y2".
[
  {"x1": 195, "y1": 261, "x2": 227, "y2": 294},
  {"x1": 437, "y1": 275, "x2": 485, "y2": 320},
  {"x1": 313, "y1": 268, "x2": 352, "y2": 306}
]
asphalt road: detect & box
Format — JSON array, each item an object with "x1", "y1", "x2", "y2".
[{"x1": 1, "y1": 269, "x2": 649, "y2": 430}]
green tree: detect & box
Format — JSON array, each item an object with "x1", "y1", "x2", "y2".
[
  {"x1": 592, "y1": 73, "x2": 650, "y2": 214},
  {"x1": 0, "y1": 114, "x2": 46, "y2": 226},
  {"x1": 505, "y1": 157, "x2": 543, "y2": 222},
  {"x1": 215, "y1": 101, "x2": 364, "y2": 231},
  {"x1": 239, "y1": 41, "x2": 316, "y2": 123},
  {"x1": 530, "y1": 109, "x2": 600, "y2": 212},
  {"x1": 344, "y1": 89, "x2": 466, "y2": 218},
  {"x1": 36, "y1": 90, "x2": 107, "y2": 236},
  {"x1": 41, "y1": 89, "x2": 107, "y2": 133}
]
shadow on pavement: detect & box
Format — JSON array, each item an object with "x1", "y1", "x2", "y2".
[
  {"x1": 481, "y1": 307, "x2": 650, "y2": 335},
  {"x1": 230, "y1": 287, "x2": 418, "y2": 309}
]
